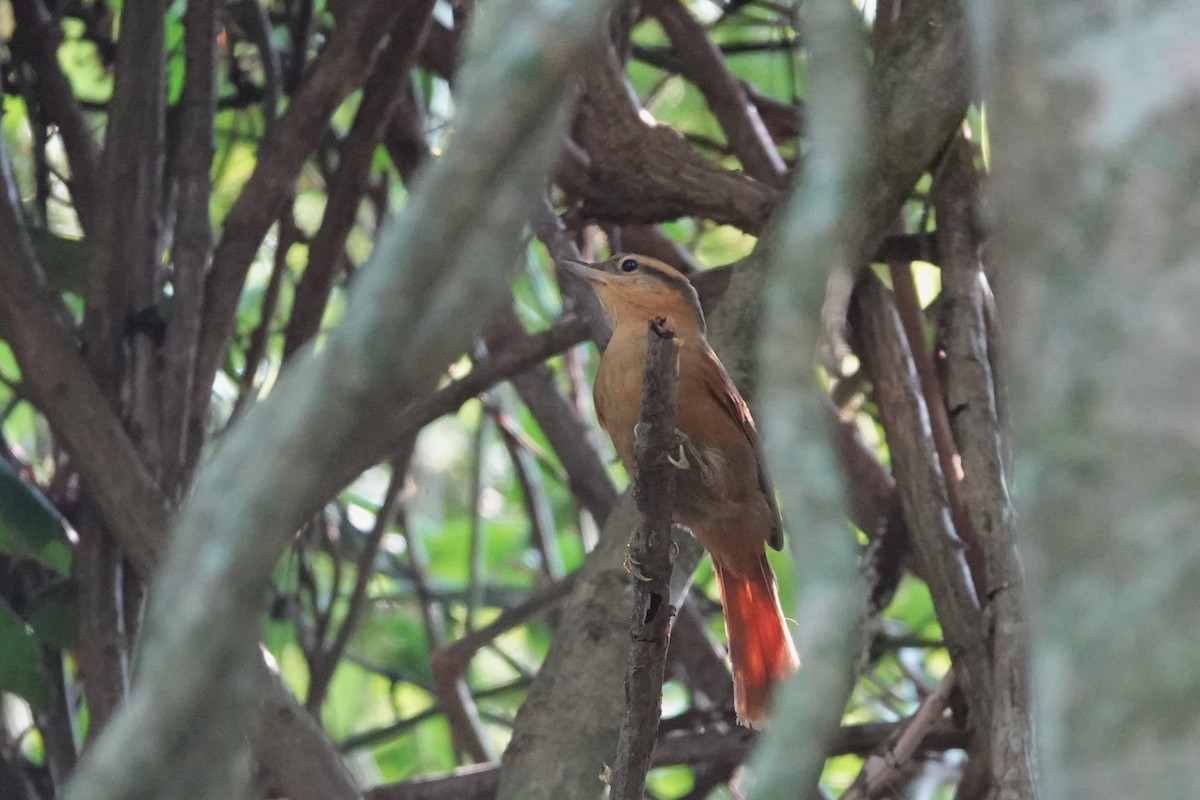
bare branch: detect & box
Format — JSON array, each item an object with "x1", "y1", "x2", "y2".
[
  {"x1": 284, "y1": 1, "x2": 438, "y2": 359},
  {"x1": 851, "y1": 275, "x2": 992, "y2": 744},
  {"x1": 192, "y1": 0, "x2": 412, "y2": 430},
  {"x1": 610, "y1": 318, "x2": 680, "y2": 800},
  {"x1": 934, "y1": 135, "x2": 1034, "y2": 799},
  {"x1": 649, "y1": 0, "x2": 788, "y2": 187},
  {"x1": 841, "y1": 670, "x2": 956, "y2": 800}
]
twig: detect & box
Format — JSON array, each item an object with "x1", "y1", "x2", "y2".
[
  {"x1": 840, "y1": 669, "x2": 957, "y2": 800},
  {"x1": 234, "y1": 203, "x2": 293, "y2": 414},
  {"x1": 488, "y1": 398, "x2": 565, "y2": 579},
  {"x1": 609, "y1": 318, "x2": 680, "y2": 800},
  {"x1": 461, "y1": 391, "x2": 487, "y2": 609},
  {"x1": 307, "y1": 449, "x2": 415, "y2": 711},
  {"x1": 432, "y1": 572, "x2": 577, "y2": 680}
]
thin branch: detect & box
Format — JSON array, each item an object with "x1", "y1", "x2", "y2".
[
  {"x1": 432, "y1": 573, "x2": 577, "y2": 683},
  {"x1": 234, "y1": 204, "x2": 294, "y2": 413},
  {"x1": 192, "y1": 0, "x2": 410, "y2": 435},
  {"x1": 10, "y1": 0, "x2": 103, "y2": 233},
  {"x1": 488, "y1": 398, "x2": 565, "y2": 579},
  {"x1": 610, "y1": 318, "x2": 680, "y2": 800},
  {"x1": 447, "y1": 409, "x2": 497, "y2": 763},
  {"x1": 283, "y1": 1, "x2": 438, "y2": 359},
  {"x1": 649, "y1": 0, "x2": 787, "y2": 187},
  {"x1": 307, "y1": 448, "x2": 416, "y2": 712},
  {"x1": 841, "y1": 670, "x2": 957, "y2": 800},
  {"x1": 162, "y1": 0, "x2": 217, "y2": 494}
]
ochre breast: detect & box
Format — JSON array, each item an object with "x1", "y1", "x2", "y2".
[{"x1": 594, "y1": 327, "x2": 647, "y2": 467}]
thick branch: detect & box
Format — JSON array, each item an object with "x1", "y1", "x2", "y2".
[
  {"x1": 567, "y1": 45, "x2": 777, "y2": 232},
  {"x1": 851, "y1": 275, "x2": 992, "y2": 742},
  {"x1": 934, "y1": 136, "x2": 1034, "y2": 799}
]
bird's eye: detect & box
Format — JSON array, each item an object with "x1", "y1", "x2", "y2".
[{"x1": 619, "y1": 258, "x2": 639, "y2": 273}]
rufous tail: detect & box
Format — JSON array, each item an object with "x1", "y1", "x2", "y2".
[{"x1": 713, "y1": 553, "x2": 799, "y2": 727}]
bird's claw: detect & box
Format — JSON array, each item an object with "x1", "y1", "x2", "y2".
[
  {"x1": 624, "y1": 554, "x2": 653, "y2": 582},
  {"x1": 634, "y1": 424, "x2": 694, "y2": 470},
  {"x1": 667, "y1": 443, "x2": 690, "y2": 469},
  {"x1": 668, "y1": 539, "x2": 679, "y2": 563},
  {"x1": 668, "y1": 427, "x2": 693, "y2": 469}
]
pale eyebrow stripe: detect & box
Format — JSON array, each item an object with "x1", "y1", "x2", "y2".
[{"x1": 639, "y1": 261, "x2": 707, "y2": 333}]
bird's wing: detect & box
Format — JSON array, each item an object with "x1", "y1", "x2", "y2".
[{"x1": 699, "y1": 346, "x2": 785, "y2": 551}]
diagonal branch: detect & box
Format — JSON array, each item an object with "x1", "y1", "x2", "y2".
[
  {"x1": 649, "y1": 0, "x2": 788, "y2": 187},
  {"x1": 566, "y1": 45, "x2": 778, "y2": 232},
  {"x1": 284, "y1": 1, "x2": 438, "y2": 359},
  {"x1": 191, "y1": 0, "x2": 412, "y2": 432}
]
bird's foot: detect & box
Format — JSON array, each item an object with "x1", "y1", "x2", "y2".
[
  {"x1": 668, "y1": 538, "x2": 679, "y2": 563},
  {"x1": 634, "y1": 423, "x2": 692, "y2": 469}
]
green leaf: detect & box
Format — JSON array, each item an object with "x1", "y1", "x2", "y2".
[
  {"x1": 0, "y1": 599, "x2": 53, "y2": 711},
  {"x1": 25, "y1": 580, "x2": 78, "y2": 650},
  {"x1": 0, "y1": 460, "x2": 72, "y2": 574}
]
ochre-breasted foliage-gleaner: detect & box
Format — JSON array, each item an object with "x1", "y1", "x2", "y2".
[{"x1": 566, "y1": 253, "x2": 799, "y2": 727}]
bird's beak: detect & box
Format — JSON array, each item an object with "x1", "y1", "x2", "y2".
[{"x1": 562, "y1": 258, "x2": 610, "y2": 285}]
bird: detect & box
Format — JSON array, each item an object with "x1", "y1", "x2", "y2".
[{"x1": 564, "y1": 252, "x2": 799, "y2": 727}]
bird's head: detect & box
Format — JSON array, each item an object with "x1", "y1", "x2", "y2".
[{"x1": 562, "y1": 253, "x2": 705, "y2": 333}]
